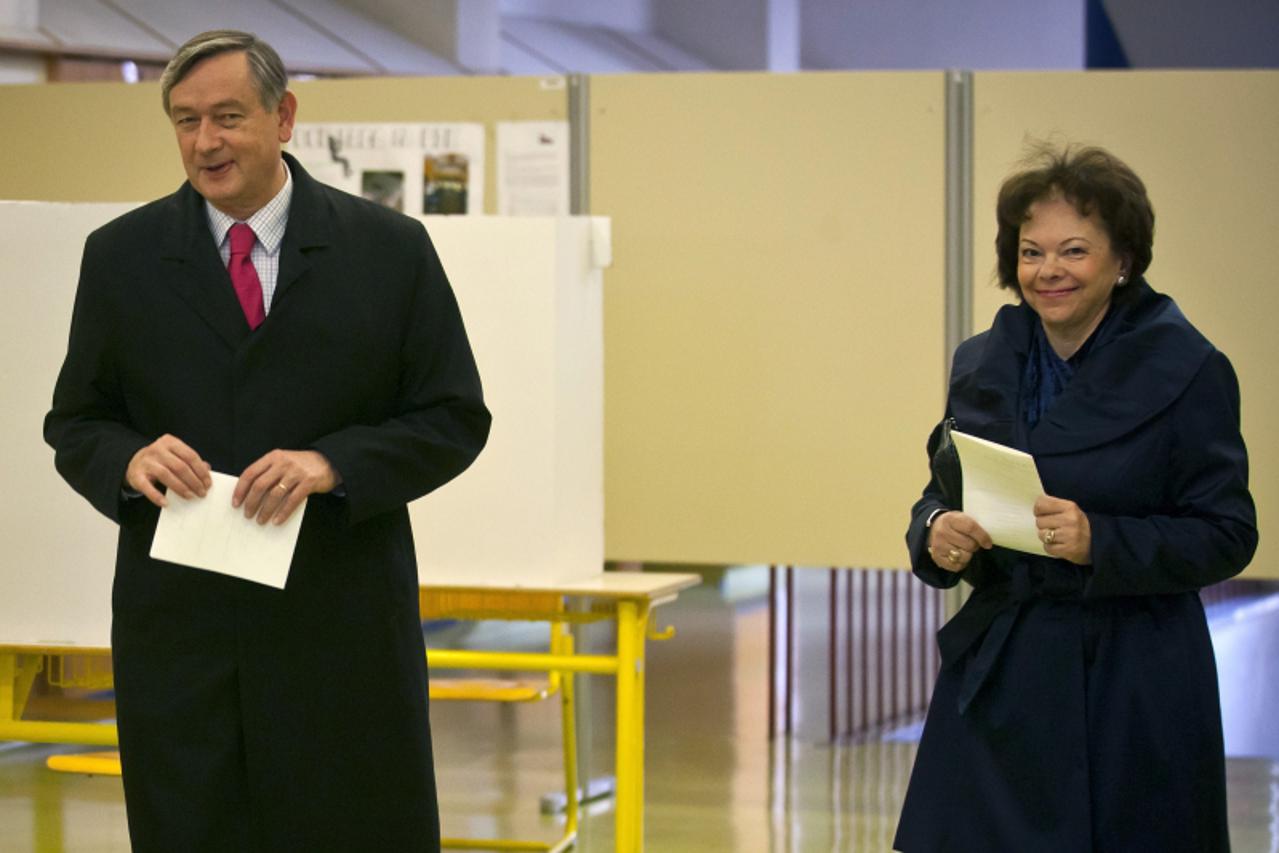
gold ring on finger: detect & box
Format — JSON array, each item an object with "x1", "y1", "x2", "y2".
[
  {"x1": 948, "y1": 548, "x2": 961, "y2": 563},
  {"x1": 1044, "y1": 528, "x2": 1056, "y2": 545},
  {"x1": 276, "y1": 483, "x2": 290, "y2": 493}
]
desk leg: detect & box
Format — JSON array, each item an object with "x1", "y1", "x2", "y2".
[
  {"x1": 0, "y1": 653, "x2": 40, "y2": 723},
  {"x1": 615, "y1": 599, "x2": 650, "y2": 852},
  {"x1": 0, "y1": 653, "x2": 15, "y2": 724}
]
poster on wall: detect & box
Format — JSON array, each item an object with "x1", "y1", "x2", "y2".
[
  {"x1": 496, "y1": 121, "x2": 570, "y2": 215},
  {"x1": 289, "y1": 123, "x2": 485, "y2": 215}
]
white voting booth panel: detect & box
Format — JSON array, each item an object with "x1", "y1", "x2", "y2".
[
  {"x1": 409, "y1": 216, "x2": 605, "y2": 589},
  {"x1": 0, "y1": 203, "x2": 133, "y2": 649},
  {"x1": 0, "y1": 202, "x2": 605, "y2": 647}
]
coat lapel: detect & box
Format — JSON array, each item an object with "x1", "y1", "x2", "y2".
[
  {"x1": 271, "y1": 153, "x2": 332, "y2": 314},
  {"x1": 159, "y1": 183, "x2": 252, "y2": 350},
  {"x1": 157, "y1": 155, "x2": 333, "y2": 343},
  {"x1": 950, "y1": 302, "x2": 1033, "y2": 450}
]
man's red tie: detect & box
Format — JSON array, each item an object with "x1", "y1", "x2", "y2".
[{"x1": 228, "y1": 222, "x2": 266, "y2": 330}]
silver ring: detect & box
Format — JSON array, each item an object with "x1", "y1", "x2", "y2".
[{"x1": 1044, "y1": 528, "x2": 1056, "y2": 545}]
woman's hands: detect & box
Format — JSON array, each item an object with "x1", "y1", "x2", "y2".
[
  {"x1": 927, "y1": 511, "x2": 994, "y2": 573},
  {"x1": 1033, "y1": 496, "x2": 1092, "y2": 565},
  {"x1": 928, "y1": 496, "x2": 1092, "y2": 571}
]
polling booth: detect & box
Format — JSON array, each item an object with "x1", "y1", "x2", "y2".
[
  {"x1": 0, "y1": 202, "x2": 610, "y2": 648},
  {"x1": 2, "y1": 70, "x2": 1274, "y2": 578}
]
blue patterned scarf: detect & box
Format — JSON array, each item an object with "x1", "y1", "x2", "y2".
[
  {"x1": 1023, "y1": 308, "x2": 1120, "y2": 428},
  {"x1": 1021, "y1": 311, "x2": 1113, "y2": 429},
  {"x1": 1022, "y1": 321, "x2": 1074, "y2": 428}
]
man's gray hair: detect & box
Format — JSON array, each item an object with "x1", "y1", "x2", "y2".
[{"x1": 160, "y1": 30, "x2": 288, "y2": 115}]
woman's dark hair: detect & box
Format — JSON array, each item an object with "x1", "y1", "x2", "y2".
[{"x1": 994, "y1": 143, "x2": 1154, "y2": 294}]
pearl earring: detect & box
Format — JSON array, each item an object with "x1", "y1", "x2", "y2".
[{"x1": 1117, "y1": 275, "x2": 1127, "y2": 285}]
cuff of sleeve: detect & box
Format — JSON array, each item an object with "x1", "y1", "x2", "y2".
[{"x1": 910, "y1": 505, "x2": 963, "y2": 590}]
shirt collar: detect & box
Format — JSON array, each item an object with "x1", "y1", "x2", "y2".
[{"x1": 204, "y1": 159, "x2": 293, "y2": 254}]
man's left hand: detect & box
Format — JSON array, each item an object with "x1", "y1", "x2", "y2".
[{"x1": 233, "y1": 450, "x2": 342, "y2": 525}]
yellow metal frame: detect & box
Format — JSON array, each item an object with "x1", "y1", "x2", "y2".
[
  {"x1": 419, "y1": 588, "x2": 657, "y2": 852},
  {"x1": 424, "y1": 592, "x2": 580, "y2": 853},
  {"x1": 45, "y1": 751, "x2": 122, "y2": 775},
  {"x1": 0, "y1": 649, "x2": 118, "y2": 747},
  {"x1": 1, "y1": 577, "x2": 694, "y2": 853}
]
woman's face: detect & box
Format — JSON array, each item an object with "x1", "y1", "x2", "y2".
[{"x1": 1017, "y1": 195, "x2": 1128, "y2": 357}]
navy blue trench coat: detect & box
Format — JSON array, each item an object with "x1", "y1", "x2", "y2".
[{"x1": 894, "y1": 280, "x2": 1257, "y2": 853}]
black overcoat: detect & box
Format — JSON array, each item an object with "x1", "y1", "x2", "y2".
[
  {"x1": 894, "y1": 280, "x2": 1257, "y2": 853},
  {"x1": 44, "y1": 153, "x2": 491, "y2": 852}
]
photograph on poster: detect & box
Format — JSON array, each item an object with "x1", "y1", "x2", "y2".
[
  {"x1": 424, "y1": 153, "x2": 468, "y2": 214},
  {"x1": 361, "y1": 170, "x2": 405, "y2": 211}
]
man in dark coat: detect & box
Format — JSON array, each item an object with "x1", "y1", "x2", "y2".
[{"x1": 44, "y1": 30, "x2": 490, "y2": 852}]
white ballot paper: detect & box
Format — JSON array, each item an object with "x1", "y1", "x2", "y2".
[
  {"x1": 951, "y1": 431, "x2": 1047, "y2": 555},
  {"x1": 149, "y1": 472, "x2": 306, "y2": 589}
]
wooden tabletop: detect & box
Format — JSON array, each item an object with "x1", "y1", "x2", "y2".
[
  {"x1": 422, "y1": 570, "x2": 701, "y2": 600},
  {"x1": 1, "y1": 572, "x2": 703, "y2": 654}
]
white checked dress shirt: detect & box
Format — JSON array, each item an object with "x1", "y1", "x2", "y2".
[{"x1": 205, "y1": 160, "x2": 293, "y2": 313}]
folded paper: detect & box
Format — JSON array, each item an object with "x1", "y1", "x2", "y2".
[
  {"x1": 951, "y1": 431, "x2": 1047, "y2": 556},
  {"x1": 150, "y1": 471, "x2": 305, "y2": 589}
]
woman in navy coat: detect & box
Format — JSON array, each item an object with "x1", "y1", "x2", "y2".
[{"x1": 894, "y1": 145, "x2": 1257, "y2": 852}]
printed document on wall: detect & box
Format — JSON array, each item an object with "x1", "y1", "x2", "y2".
[{"x1": 497, "y1": 121, "x2": 570, "y2": 216}]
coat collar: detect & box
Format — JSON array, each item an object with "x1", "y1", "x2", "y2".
[
  {"x1": 273, "y1": 152, "x2": 332, "y2": 311},
  {"x1": 156, "y1": 152, "x2": 332, "y2": 350},
  {"x1": 950, "y1": 279, "x2": 1215, "y2": 455}
]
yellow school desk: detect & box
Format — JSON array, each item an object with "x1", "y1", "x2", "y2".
[{"x1": 0, "y1": 571, "x2": 700, "y2": 853}]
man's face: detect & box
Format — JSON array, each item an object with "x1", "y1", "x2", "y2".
[{"x1": 167, "y1": 51, "x2": 296, "y2": 220}]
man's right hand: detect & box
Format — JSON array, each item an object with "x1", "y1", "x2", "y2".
[{"x1": 125, "y1": 434, "x2": 212, "y2": 507}]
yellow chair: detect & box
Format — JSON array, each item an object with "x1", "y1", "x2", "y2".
[
  {"x1": 43, "y1": 594, "x2": 584, "y2": 852},
  {"x1": 39, "y1": 653, "x2": 123, "y2": 776},
  {"x1": 46, "y1": 750, "x2": 122, "y2": 775},
  {"x1": 421, "y1": 589, "x2": 580, "y2": 853}
]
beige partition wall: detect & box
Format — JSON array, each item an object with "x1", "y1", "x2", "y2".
[
  {"x1": 0, "y1": 82, "x2": 183, "y2": 201},
  {"x1": 0, "y1": 75, "x2": 567, "y2": 212},
  {"x1": 592, "y1": 72, "x2": 947, "y2": 569},
  {"x1": 11, "y1": 69, "x2": 1267, "y2": 576},
  {"x1": 972, "y1": 71, "x2": 1279, "y2": 577}
]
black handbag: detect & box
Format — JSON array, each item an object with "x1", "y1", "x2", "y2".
[{"x1": 927, "y1": 416, "x2": 963, "y2": 509}]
